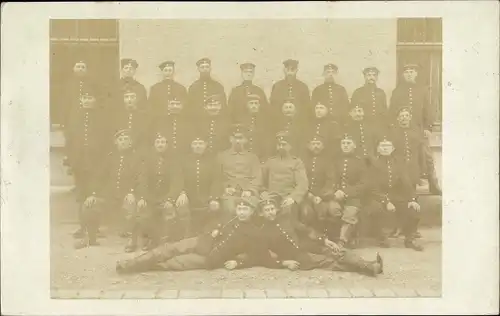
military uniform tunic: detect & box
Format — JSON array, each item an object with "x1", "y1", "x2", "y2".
[
  {"x1": 216, "y1": 149, "x2": 262, "y2": 195},
  {"x1": 148, "y1": 79, "x2": 188, "y2": 117},
  {"x1": 301, "y1": 151, "x2": 335, "y2": 199},
  {"x1": 188, "y1": 77, "x2": 227, "y2": 117},
  {"x1": 350, "y1": 84, "x2": 388, "y2": 128},
  {"x1": 390, "y1": 125, "x2": 423, "y2": 184},
  {"x1": 262, "y1": 155, "x2": 309, "y2": 204},
  {"x1": 197, "y1": 114, "x2": 231, "y2": 154},
  {"x1": 228, "y1": 80, "x2": 269, "y2": 122},
  {"x1": 340, "y1": 120, "x2": 378, "y2": 161},
  {"x1": 270, "y1": 78, "x2": 310, "y2": 121},
  {"x1": 112, "y1": 107, "x2": 151, "y2": 152},
  {"x1": 235, "y1": 112, "x2": 272, "y2": 162},
  {"x1": 181, "y1": 153, "x2": 222, "y2": 209},
  {"x1": 389, "y1": 83, "x2": 434, "y2": 131},
  {"x1": 311, "y1": 81, "x2": 350, "y2": 123},
  {"x1": 306, "y1": 117, "x2": 341, "y2": 156}
]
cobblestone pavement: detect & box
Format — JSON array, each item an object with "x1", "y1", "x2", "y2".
[{"x1": 51, "y1": 195, "x2": 441, "y2": 299}]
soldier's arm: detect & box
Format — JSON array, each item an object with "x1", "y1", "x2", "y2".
[
  {"x1": 302, "y1": 82, "x2": 311, "y2": 105},
  {"x1": 269, "y1": 83, "x2": 278, "y2": 107},
  {"x1": 289, "y1": 159, "x2": 309, "y2": 204},
  {"x1": 400, "y1": 163, "x2": 417, "y2": 202},
  {"x1": 350, "y1": 88, "x2": 361, "y2": 107},
  {"x1": 388, "y1": 88, "x2": 399, "y2": 120},
  {"x1": 379, "y1": 89, "x2": 389, "y2": 125}
]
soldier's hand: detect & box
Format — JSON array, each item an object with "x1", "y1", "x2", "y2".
[
  {"x1": 224, "y1": 260, "x2": 238, "y2": 270},
  {"x1": 225, "y1": 187, "x2": 236, "y2": 196},
  {"x1": 176, "y1": 193, "x2": 188, "y2": 207},
  {"x1": 282, "y1": 260, "x2": 300, "y2": 271},
  {"x1": 137, "y1": 199, "x2": 147, "y2": 209},
  {"x1": 386, "y1": 202, "x2": 396, "y2": 212},
  {"x1": 241, "y1": 190, "x2": 252, "y2": 198},
  {"x1": 84, "y1": 196, "x2": 97, "y2": 208},
  {"x1": 162, "y1": 201, "x2": 174, "y2": 209},
  {"x1": 125, "y1": 194, "x2": 136, "y2": 205},
  {"x1": 408, "y1": 201, "x2": 421, "y2": 212},
  {"x1": 211, "y1": 229, "x2": 220, "y2": 238},
  {"x1": 260, "y1": 191, "x2": 271, "y2": 200},
  {"x1": 334, "y1": 190, "x2": 346, "y2": 201},
  {"x1": 423, "y1": 129, "x2": 432, "y2": 139},
  {"x1": 325, "y1": 238, "x2": 341, "y2": 254},
  {"x1": 281, "y1": 197, "x2": 295, "y2": 208},
  {"x1": 209, "y1": 200, "x2": 220, "y2": 211},
  {"x1": 313, "y1": 196, "x2": 322, "y2": 205}
]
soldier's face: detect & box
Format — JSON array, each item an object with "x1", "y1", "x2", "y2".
[
  {"x1": 80, "y1": 95, "x2": 96, "y2": 108},
  {"x1": 230, "y1": 134, "x2": 248, "y2": 150},
  {"x1": 236, "y1": 204, "x2": 254, "y2": 222},
  {"x1": 115, "y1": 135, "x2": 132, "y2": 150},
  {"x1": 162, "y1": 65, "x2": 174, "y2": 78},
  {"x1": 308, "y1": 140, "x2": 324, "y2": 154},
  {"x1": 247, "y1": 100, "x2": 261, "y2": 113},
  {"x1": 241, "y1": 69, "x2": 255, "y2": 81},
  {"x1": 154, "y1": 137, "x2": 168, "y2": 152},
  {"x1": 323, "y1": 68, "x2": 337, "y2": 80},
  {"x1": 168, "y1": 101, "x2": 183, "y2": 114},
  {"x1": 364, "y1": 71, "x2": 378, "y2": 84},
  {"x1": 261, "y1": 203, "x2": 277, "y2": 221},
  {"x1": 124, "y1": 92, "x2": 138, "y2": 108},
  {"x1": 398, "y1": 110, "x2": 412, "y2": 127},
  {"x1": 73, "y1": 62, "x2": 87, "y2": 76},
  {"x1": 198, "y1": 63, "x2": 211, "y2": 75},
  {"x1": 315, "y1": 104, "x2": 328, "y2": 118},
  {"x1": 282, "y1": 102, "x2": 296, "y2": 117},
  {"x1": 284, "y1": 66, "x2": 298, "y2": 78},
  {"x1": 121, "y1": 64, "x2": 136, "y2": 78},
  {"x1": 403, "y1": 69, "x2": 418, "y2": 83},
  {"x1": 205, "y1": 101, "x2": 222, "y2": 116},
  {"x1": 277, "y1": 141, "x2": 291, "y2": 154},
  {"x1": 378, "y1": 141, "x2": 395, "y2": 156},
  {"x1": 349, "y1": 107, "x2": 365, "y2": 121},
  {"x1": 341, "y1": 139, "x2": 356, "y2": 154},
  {"x1": 191, "y1": 139, "x2": 207, "y2": 154}
]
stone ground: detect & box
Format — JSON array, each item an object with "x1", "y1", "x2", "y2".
[{"x1": 50, "y1": 192, "x2": 442, "y2": 299}]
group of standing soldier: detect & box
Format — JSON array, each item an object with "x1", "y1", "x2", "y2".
[{"x1": 61, "y1": 55, "x2": 441, "y2": 274}]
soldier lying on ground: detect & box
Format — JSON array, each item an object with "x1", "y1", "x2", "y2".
[{"x1": 115, "y1": 197, "x2": 265, "y2": 273}]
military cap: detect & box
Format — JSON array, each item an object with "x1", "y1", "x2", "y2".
[
  {"x1": 80, "y1": 82, "x2": 99, "y2": 97},
  {"x1": 169, "y1": 97, "x2": 182, "y2": 105},
  {"x1": 230, "y1": 123, "x2": 249, "y2": 137},
  {"x1": 190, "y1": 128, "x2": 207, "y2": 142},
  {"x1": 159, "y1": 61, "x2": 175, "y2": 70},
  {"x1": 397, "y1": 106, "x2": 413, "y2": 115},
  {"x1": 205, "y1": 94, "x2": 221, "y2": 104},
  {"x1": 153, "y1": 130, "x2": 168, "y2": 140},
  {"x1": 122, "y1": 86, "x2": 139, "y2": 95},
  {"x1": 259, "y1": 193, "x2": 281, "y2": 208},
  {"x1": 314, "y1": 102, "x2": 327, "y2": 109},
  {"x1": 73, "y1": 52, "x2": 88, "y2": 65},
  {"x1": 240, "y1": 62, "x2": 256, "y2": 70},
  {"x1": 324, "y1": 63, "x2": 338, "y2": 71},
  {"x1": 350, "y1": 103, "x2": 363, "y2": 110},
  {"x1": 341, "y1": 133, "x2": 355, "y2": 142},
  {"x1": 376, "y1": 134, "x2": 395, "y2": 145},
  {"x1": 236, "y1": 196, "x2": 259, "y2": 210},
  {"x1": 114, "y1": 129, "x2": 130, "y2": 139},
  {"x1": 363, "y1": 66, "x2": 380, "y2": 75},
  {"x1": 283, "y1": 59, "x2": 299, "y2": 68},
  {"x1": 121, "y1": 58, "x2": 139, "y2": 69},
  {"x1": 308, "y1": 133, "x2": 325, "y2": 143},
  {"x1": 276, "y1": 131, "x2": 291, "y2": 143},
  {"x1": 246, "y1": 94, "x2": 261, "y2": 102},
  {"x1": 283, "y1": 96, "x2": 296, "y2": 104},
  {"x1": 196, "y1": 58, "x2": 211, "y2": 66},
  {"x1": 402, "y1": 63, "x2": 420, "y2": 71}
]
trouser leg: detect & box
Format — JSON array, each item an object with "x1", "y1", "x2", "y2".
[
  {"x1": 322, "y1": 200, "x2": 342, "y2": 241},
  {"x1": 116, "y1": 236, "x2": 200, "y2": 274},
  {"x1": 334, "y1": 250, "x2": 383, "y2": 276},
  {"x1": 123, "y1": 199, "x2": 139, "y2": 252},
  {"x1": 365, "y1": 199, "x2": 390, "y2": 247},
  {"x1": 175, "y1": 204, "x2": 191, "y2": 241},
  {"x1": 339, "y1": 199, "x2": 360, "y2": 246},
  {"x1": 155, "y1": 254, "x2": 207, "y2": 271}
]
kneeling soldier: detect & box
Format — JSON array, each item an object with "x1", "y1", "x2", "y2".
[
  {"x1": 136, "y1": 131, "x2": 184, "y2": 250},
  {"x1": 366, "y1": 136, "x2": 423, "y2": 251},
  {"x1": 76, "y1": 129, "x2": 141, "y2": 251},
  {"x1": 257, "y1": 195, "x2": 383, "y2": 277},
  {"x1": 115, "y1": 196, "x2": 264, "y2": 273}
]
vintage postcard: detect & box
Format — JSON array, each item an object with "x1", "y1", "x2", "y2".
[{"x1": 1, "y1": 1, "x2": 498, "y2": 315}]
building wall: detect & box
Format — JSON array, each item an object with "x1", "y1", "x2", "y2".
[{"x1": 119, "y1": 19, "x2": 397, "y2": 100}]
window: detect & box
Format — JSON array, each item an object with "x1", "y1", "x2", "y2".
[
  {"x1": 50, "y1": 19, "x2": 118, "y2": 41},
  {"x1": 397, "y1": 18, "x2": 443, "y2": 127}
]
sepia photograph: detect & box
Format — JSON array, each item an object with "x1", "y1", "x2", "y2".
[
  {"x1": 1, "y1": 2, "x2": 498, "y2": 315},
  {"x1": 49, "y1": 18, "x2": 443, "y2": 299}
]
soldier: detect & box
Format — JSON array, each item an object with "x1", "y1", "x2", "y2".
[
  {"x1": 270, "y1": 59, "x2": 310, "y2": 123},
  {"x1": 328, "y1": 134, "x2": 368, "y2": 248},
  {"x1": 365, "y1": 136, "x2": 423, "y2": 251},
  {"x1": 197, "y1": 94, "x2": 231, "y2": 154},
  {"x1": 311, "y1": 63, "x2": 350, "y2": 124},
  {"x1": 350, "y1": 67, "x2": 389, "y2": 129},
  {"x1": 116, "y1": 196, "x2": 264, "y2": 273},
  {"x1": 299, "y1": 134, "x2": 337, "y2": 237},
  {"x1": 109, "y1": 86, "x2": 150, "y2": 153},
  {"x1": 216, "y1": 124, "x2": 262, "y2": 218},
  {"x1": 257, "y1": 195, "x2": 384, "y2": 277},
  {"x1": 388, "y1": 107, "x2": 424, "y2": 239},
  {"x1": 340, "y1": 103, "x2": 378, "y2": 165},
  {"x1": 136, "y1": 131, "x2": 185, "y2": 250},
  {"x1": 117, "y1": 58, "x2": 148, "y2": 106},
  {"x1": 228, "y1": 62, "x2": 269, "y2": 122},
  {"x1": 234, "y1": 94, "x2": 272, "y2": 161},
  {"x1": 180, "y1": 132, "x2": 223, "y2": 236},
  {"x1": 389, "y1": 63, "x2": 441, "y2": 195},
  {"x1": 188, "y1": 58, "x2": 227, "y2": 119},
  {"x1": 148, "y1": 61, "x2": 189, "y2": 152},
  {"x1": 273, "y1": 97, "x2": 306, "y2": 155},
  {"x1": 66, "y1": 83, "x2": 107, "y2": 239},
  {"x1": 307, "y1": 102, "x2": 341, "y2": 157},
  {"x1": 76, "y1": 129, "x2": 142, "y2": 251}
]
